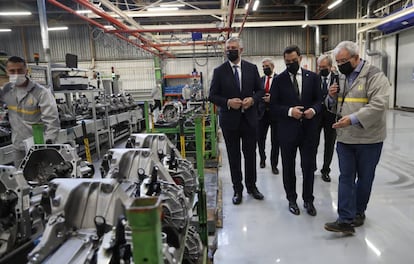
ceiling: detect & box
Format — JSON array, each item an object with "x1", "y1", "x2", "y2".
[{"x1": 0, "y1": 0, "x2": 410, "y2": 57}]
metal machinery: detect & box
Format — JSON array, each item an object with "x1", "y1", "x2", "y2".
[{"x1": 1, "y1": 134, "x2": 205, "y2": 263}]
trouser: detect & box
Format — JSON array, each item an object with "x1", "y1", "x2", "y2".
[
  {"x1": 257, "y1": 110, "x2": 279, "y2": 168},
  {"x1": 222, "y1": 114, "x2": 257, "y2": 193},
  {"x1": 316, "y1": 109, "x2": 336, "y2": 174},
  {"x1": 336, "y1": 142, "x2": 383, "y2": 223}
]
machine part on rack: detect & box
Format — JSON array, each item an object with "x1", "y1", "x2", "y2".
[
  {"x1": 27, "y1": 178, "x2": 132, "y2": 264},
  {"x1": 155, "y1": 101, "x2": 183, "y2": 128},
  {"x1": 0, "y1": 125, "x2": 11, "y2": 147},
  {"x1": 183, "y1": 226, "x2": 204, "y2": 264},
  {"x1": 92, "y1": 93, "x2": 108, "y2": 116},
  {"x1": 0, "y1": 165, "x2": 45, "y2": 261},
  {"x1": 74, "y1": 95, "x2": 91, "y2": 118},
  {"x1": 19, "y1": 144, "x2": 94, "y2": 185},
  {"x1": 56, "y1": 98, "x2": 77, "y2": 129},
  {"x1": 127, "y1": 133, "x2": 199, "y2": 197}
]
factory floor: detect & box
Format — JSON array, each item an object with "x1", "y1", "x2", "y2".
[{"x1": 213, "y1": 110, "x2": 414, "y2": 264}]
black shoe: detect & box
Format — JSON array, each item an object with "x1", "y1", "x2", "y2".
[
  {"x1": 247, "y1": 188, "x2": 264, "y2": 200},
  {"x1": 304, "y1": 202, "x2": 317, "y2": 216},
  {"x1": 272, "y1": 167, "x2": 279, "y2": 175},
  {"x1": 288, "y1": 201, "x2": 300, "y2": 215},
  {"x1": 325, "y1": 220, "x2": 355, "y2": 234},
  {"x1": 260, "y1": 160, "x2": 265, "y2": 168},
  {"x1": 232, "y1": 192, "x2": 242, "y2": 205},
  {"x1": 321, "y1": 173, "x2": 331, "y2": 182},
  {"x1": 352, "y1": 213, "x2": 366, "y2": 227}
]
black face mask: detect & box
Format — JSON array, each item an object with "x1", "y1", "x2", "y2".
[
  {"x1": 319, "y1": 68, "x2": 330, "y2": 77},
  {"x1": 338, "y1": 61, "x2": 355, "y2": 76},
  {"x1": 226, "y1": 50, "x2": 239, "y2": 62},
  {"x1": 286, "y1": 61, "x2": 300, "y2": 74},
  {"x1": 263, "y1": 67, "x2": 272, "y2": 76}
]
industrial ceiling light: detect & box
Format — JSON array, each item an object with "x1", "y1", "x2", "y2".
[
  {"x1": 0, "y1": 29, "x2": 12, "y2": 32},
  {"x1": 252, "y1": 0, "x2": 260, "y2": 11},
  {"x1": 48, "y1": 26, "x2": 69, "y2": 31},
  {"x1": 76, "y1": 10, "x2": 92, "y2": 14},
  {"x1": 302, "y1": 24, "x2": 308, "y2": 28},
  {"x1": 328, "y1": 0, "x2": 343, "y2": 10},
  {"x1": 245, "y1": 3, "x2": 249, "y2": 10},
  {"x1": 147, "y1": 7, "x2": 179, "y2": 11},
  {"x1": 0, "y1": 11, "x2": 32, "y2": 16}
]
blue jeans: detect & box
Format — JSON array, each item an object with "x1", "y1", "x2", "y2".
[{"x1": 336, "y1": 142, "x2": 383, "y2": 223}]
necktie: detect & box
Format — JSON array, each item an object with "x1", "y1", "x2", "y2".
[
  {"x1": 265, "y1": 76, "x2": 271, "y2": 93},
  {"x1": 322, "y1": 77, "x2": 328, "y2": 95},
  {"x1": 233, "y1": 65, "x2": 240, "y2": 91},
  {"x1": 293, "y1": 74, "x2": 299, "y2": 97}
]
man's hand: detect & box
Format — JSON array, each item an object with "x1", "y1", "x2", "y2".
[
  {"x1": 227, "y1": 98, "x2": 243, "y2": 109},
  {"x1": 291, "y1": 106, "x2": 305, "y2": 120},
  {"x1": 303, "y1": 109, "x2": 315, "y2": 119},
  {"x1": 242, "y1": 97, "x2": 254, "y2": 110},
  {"x1": 332, "y1": 115, "x2": 351, "y2": 128},
  {"x1": 328, "y1": 83, "x2": 339, "y2": 97},
  {"x1": 262, "y1": 93, "x2": 271, "y2": 103}
]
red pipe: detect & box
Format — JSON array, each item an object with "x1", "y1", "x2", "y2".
[
  {"x1": 110, "y1": 27, "x2": 232, "y2": 34},
  {"x1": 47, "y1": 0, "x2": 160, "y2": 56},
  {"x1": 152, "y1": 40, "x2": 225, "y2": 47},
  {"x1": 226, "y1": 0, "x2": 236, "y2": 38},
  {"x1": 72, "y1": 0, "x2": 174, "y2": 58},
  {"x1": 238, "y1": 0, "x2": 254, "y2": 36}
]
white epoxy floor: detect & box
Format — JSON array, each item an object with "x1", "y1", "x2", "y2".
[{"x1": 213, "y1": 110, "x2": 414, "y2": 264}]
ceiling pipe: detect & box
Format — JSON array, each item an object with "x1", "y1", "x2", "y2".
[
  {"x1": 303, "y1": 4, "x2": 321, "y2": 56},
  {"x1": 71, "y1": 0, "x2": 174, "y2": 58},
  {"x1": 47, "y1": 0, "x2": 161, "y2": 57},
  {"x1": 365, "y1": 0, "x2": 388, "y2": 75},
  {"x1": 226, "y1": 0, "x2": 237, "y2": 38},
  {"x1": 238, "y1": 0, "x2": 254, "y2": 36},
  {"x1": 152, "y1": 41, "x2": 226, "y2": 47},
  {"x1": 110, "y1": 27, "x2": 232, "y2": 34}
]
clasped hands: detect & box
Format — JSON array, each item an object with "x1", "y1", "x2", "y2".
[
  {"x1": 227, "y1": 97, "x2": 254, "y2": 110},
  {"x1": 291, "y1": 106, "x2": 315, "y2": 120}
]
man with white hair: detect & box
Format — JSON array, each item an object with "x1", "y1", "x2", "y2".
[{"x1": 324, "y1": 41, "x2": 390, "y2": 234}]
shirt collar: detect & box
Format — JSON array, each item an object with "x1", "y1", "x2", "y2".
[
  {"x1": 354, "y1": 59, "x2": 364, "y2": 73},
  {"x1": 288, "y1": 67, "x2": 302, "y2": 76},
  {"x1": 229, "y1": 60, "x2": 241, "y2": 68}
]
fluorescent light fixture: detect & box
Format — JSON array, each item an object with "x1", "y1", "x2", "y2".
[
  {"x1": 48, "y1": 26, "x2": 68, "y2": 31},
  {"x1": 0, "y1": 11, "x2": 32, "y2": 16},
  {"x1": 147, "y1": 7, "x2": 179, "y2": 11},
  {"x1": 328, "y1": 0, "x2": 343, "y2": 9},
  {"x1": 104, "y1": 25, "x2": 115, "y2": 30},
  {"x1": 245, "y1": 3, "x2": 249, "y2": 10},
  {"x1": 252, "y1": 0, "x2": 260, "y2": 11},
  {"x1": 0, "y1": 29, "x2": 12, "y2": 32},
  {"x1": 160, "y1": 4, "x2": 185, "y2": 7},
  {"x1": 302, "y1": 24, "x2": 308, "y2": 28},
  {"x1": 76, "y1": 10, "x2": 92, "y2": 14}
]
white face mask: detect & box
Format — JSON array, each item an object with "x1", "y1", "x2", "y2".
[{"x1": 9, "y1": 74, "x2": 27, "y2": 86}]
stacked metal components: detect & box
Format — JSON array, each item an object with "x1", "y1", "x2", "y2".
[{"x1": 0, "y1": 134, "x2": 202, "y2": 263}]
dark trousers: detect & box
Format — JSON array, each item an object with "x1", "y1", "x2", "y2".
[
  {"x1": 337, "y1": 142, "x2": 383, "y2": 223},
  {"x1": 280, "y1": 129, "x2": 317, "y2": 203},
  {"x1": 257, "y1": 110, "x2": 279, "y2": 168},
  {"x1": 316, "y1": 108, "x2": 337, "y2": 174},
  {"x1": 222, "y1": 115, "x2": 257, "y2": 193}
]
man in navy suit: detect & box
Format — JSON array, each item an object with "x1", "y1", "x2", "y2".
[
  {"x1": 209, "y1": 37, "x2": 265, "y2": 205},
  {"x1": 257, "y1": 58, "x2": 280, "y2": 175},
  {"x1": 270, "y1": 45, "x2": 322, "y2": 215}
]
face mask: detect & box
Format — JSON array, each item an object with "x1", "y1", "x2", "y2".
[
  {"x1": 286, "y1": 61, "x2": 300, "y2": 74},
  {"x1": 338, "y1": 61, "x2": 355, "y2": 76},
  {"x1": 9, "y1": 74, "x2": 27, "y2": 86},
  {"x1": 263, "y1": 67, "x2": 272, "y2": 76},
  {"x1": 226, "y1": 50, "x2": 239, "y2": 62},
  {"x1": 319, "y1": 68, "x2": 329, "y2": 77}
]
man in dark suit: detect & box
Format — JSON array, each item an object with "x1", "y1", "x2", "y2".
[
  {"x1": 316, "y1": 55, "x2": 337, "y2": 182},
  {"x1": 257, "y1": 58, "x2": 280, "y2": 174},
  {"x1": 209, "y1": 37, "x2": 265, "y2": 205},
  {"x1": 270, "y1": 45, "x2": 322, "y2": 216}
]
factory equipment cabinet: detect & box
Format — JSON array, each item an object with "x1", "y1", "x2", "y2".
[{"x1": 163, "y1": 74, "x2": 201, "y2": 99}]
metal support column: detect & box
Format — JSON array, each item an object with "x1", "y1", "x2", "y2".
[
  {"x1": 144, "y1": 101, "x2": 150, "y2": 133},
  {"x1": 195, "y1": 116, "x2": 208, "y2": 246},
  {"x1": 126, "y1": 197, "x2": 163, "y2": 264}
]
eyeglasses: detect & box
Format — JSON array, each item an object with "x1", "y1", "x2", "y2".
[{"x1": 336, "y1": 56, "x2": 353, "y2": 65}]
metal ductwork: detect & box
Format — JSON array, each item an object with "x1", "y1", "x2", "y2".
[
  {"x1": 303, "y1": 4, "x2": 321, "y2": 56},
  {"x1": 365, "y1": 0, "x2": 388, "y2": 75}
]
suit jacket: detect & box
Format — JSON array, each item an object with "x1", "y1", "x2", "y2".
[
  {"x1": 269, "y1": 68, "x2": 322, "y2": 143},
  {"x1": 209, "y1": 60, "x2": 264, "y2": 129},
  {"x1": 258, "y1": 73, "x2": 277, "y2": 119}
]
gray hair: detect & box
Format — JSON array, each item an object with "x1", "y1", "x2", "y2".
[
  {"x1": 261, "y1": 57, "x2": 274, "y2": 66},
  {"x1": 333, "y1": 41, "x2": 359, "y2": 57},
  {"x1": 226, "y1": 37, "x2": 243, "y2": 48},
  {"x1": 317, "y1": 54, "x2": 333, "y2": 66}
]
